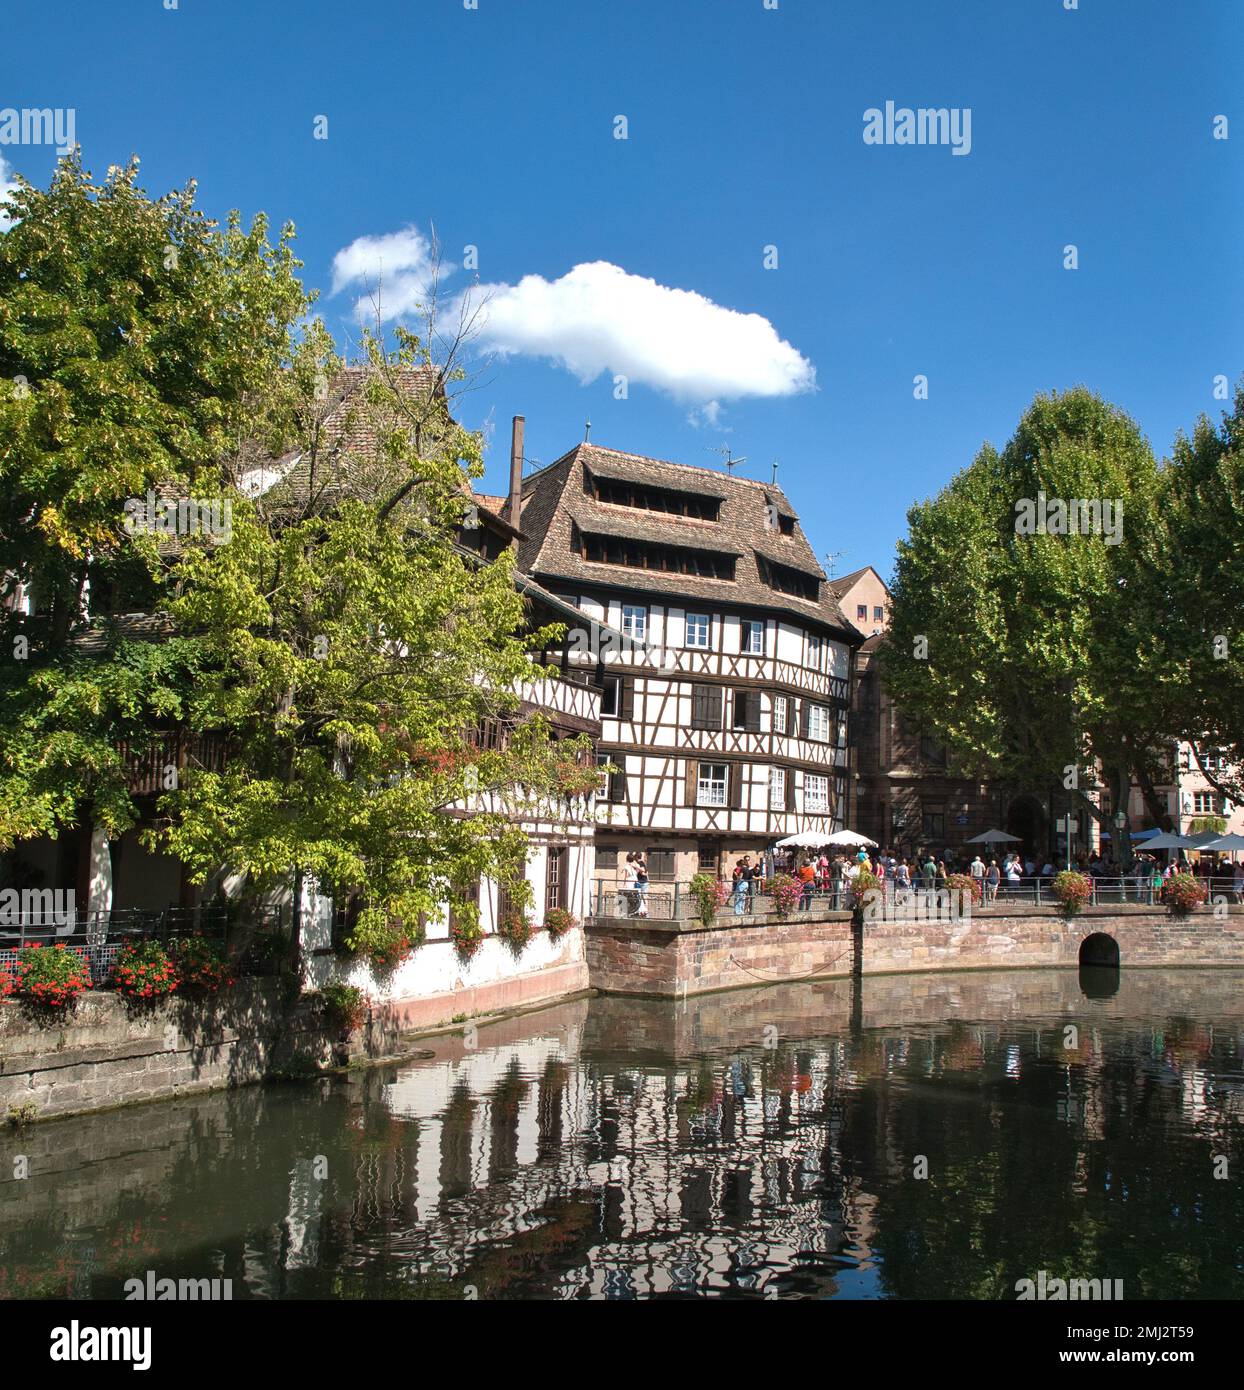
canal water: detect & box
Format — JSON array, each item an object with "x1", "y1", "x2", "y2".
[{"x1": 2, "y1": 968, "x2": 1242, "y2": 1300}]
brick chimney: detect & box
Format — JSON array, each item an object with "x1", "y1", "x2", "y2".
[{"x1": 506, "y1": 415, "x2": 524, "y2": 535}]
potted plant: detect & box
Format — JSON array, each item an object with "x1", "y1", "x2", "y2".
[
  {"x1": 944, "y1": 872, "x2": 983, "y2": 910},
  {"x1": 11, "y1": 943, "x2": 92, "y2": 1009},
  {"x1": 319, "y1": 982, "x2": 368, "y2": 1035},
  {"x1": 497, "y1": 909, "x2": 533, "y2": 954},
  {"x1": 450, "y1": 916, "x2": 485, "y2": 962},
  {"x1": 543, "y1": 907, "x2": 578, "y2": 941},
  {"x1": 849, "y1": 869, "x2": 883, "y2": 910},
  {"x1": 172, "y1": 935, "x2": 236, "y2": 996},
  {"x1": 1162, "y1": 872, "x2": 1208, "y2": 918},
  {"x1": 111, "y1": 938, "x2": 180, "y2": 1002},
  {"x1": 766, "y1": 873, "x2": 803, "y2": 920},
  {"x1": 1052, "y1": 870, "x2": 1093, "y2": 918},
  {"x1": 688, "y1": 873, "x2": 729, "y2": 926}
]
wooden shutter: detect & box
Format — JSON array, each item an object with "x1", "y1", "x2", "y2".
[
  {"x1": 785, "y1": 767, "x2": 796, "y2": 811},
  {"x1": 729, "y1": 763, "x2": 744, "y2": 809},
  {"x1": 800, "y1": 699, "x2": 811, "y2": 739},
  {"x1": 609, "y1": 762, "x2": 627, "y2": 802},
  {"x1": 685, "y1": 758, "x2": 699, "y2": 806},
  {"x1": 744, "y1": 692, "x2": 760, "y2": 732},
  {"x1": 692, "y1": 684, "x2": 709, "y2": 730},
  {"x1": 619, "y1": 677, "x2": 635, "y2": 720}
]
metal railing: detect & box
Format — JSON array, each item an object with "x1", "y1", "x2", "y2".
[
  {"x1": 589, "y1": 874, "x2": 1244, "y2": 922},
  {"x1": 0, "y1": 906, "x2": 292, "y2": 988}
]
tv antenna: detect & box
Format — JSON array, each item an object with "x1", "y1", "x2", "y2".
[
  {"x1": 707, "y1": 444, "x2": 747, "y2": 475},
  {"x1": 824, "y1": 549, "x2": 848, "y2": 581}
]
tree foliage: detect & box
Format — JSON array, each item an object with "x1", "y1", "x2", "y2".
[{"x1": 880, "y1": 386, "x2": 1244, "y2": 858}]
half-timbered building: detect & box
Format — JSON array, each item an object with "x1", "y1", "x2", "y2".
[{"x1": 510, "y1": 442, "x2": 860, "y2": 884}]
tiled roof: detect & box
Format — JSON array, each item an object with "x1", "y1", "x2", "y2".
[
  {"x1": 72, "y1": 612, "x2": 178, "y2": 654},
  {"x1": 827, "y1": 564, "x2": 885, "y2": 598},
  {"x1": 516, "y1": 443, "x2": 856, "y2": 636}
]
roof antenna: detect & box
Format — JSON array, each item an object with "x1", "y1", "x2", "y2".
[
  {"x1": 707, "y1": 444, "x2": 747, "y2": 475},
  {"x1": 584, "y1": 418, "x2": 592, "y2": 442},
  {"x1": 824, "y1": 549, "x2": 848, "y2": 581}
]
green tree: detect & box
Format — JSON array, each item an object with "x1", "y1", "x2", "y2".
[
  {"x1": 880, "y1": 388, "x2": 1177, "y2": 863},
  {"x1": 0, "y1": 156, "x2": 305, "y2": 848}
]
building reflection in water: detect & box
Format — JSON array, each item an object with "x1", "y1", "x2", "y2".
[{"x1": 1, "y1": 969, "x2": 1242, "y2": 1300}]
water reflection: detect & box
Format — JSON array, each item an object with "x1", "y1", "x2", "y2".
[{"x1": 1, "y1": 968, "x2": 1242, "y2": 1299}]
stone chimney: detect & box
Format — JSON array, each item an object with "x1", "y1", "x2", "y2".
[{"x1": 507, "y1": 415, "x2": 524, "y2": 533}]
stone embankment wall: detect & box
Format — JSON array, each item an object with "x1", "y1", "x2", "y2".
[
  {"x1": 0, "y1": 980, "x2": 336, "y2": 1122},
  {"x1": 585, "y1": 905, "x2": 1244, "y2": 999}
]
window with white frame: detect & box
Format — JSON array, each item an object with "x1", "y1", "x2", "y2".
[
  {"x1": 773, "y1": 695, "x2": 788, "y2": 734},
  {"x1": 805, "y1": 774, "x2": 829, "y2": 814},
  {"x1": 807, "y1": 633, "x2": 822, "y2": 667},
  {"x1": 698, "y1": 762, "x2": 729, "y2": 807},
  {"x1": 769, "y1": 766, "x2": 786, "y2": 811},
  {"x1": 807, "y1": 702, "x2": 831, "y2": 742},
  {"x1": 741, "y1": 619, "x2": 764, "y2": 654},
  {"x1": 685, "y1": 612, "x2": 710, "y2": 648},
  {"x1": 1194, "y1": 792, "x2": 1219, "y2": 815},
  {"x1": 621, "y1": 604, "x2": 647, "y2": 641}
]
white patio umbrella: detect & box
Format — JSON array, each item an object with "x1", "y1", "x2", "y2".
[
  {"x1": 822, "y1": 829, "x2": 879, "y2": 848},
  {"x1": 1138, "y1": 832, "x2": 1195, "y2": 850},
  {"x1": 774, "y1": 830, "x2": 834, "y2": 849},
  {"x1": 964, "y1": 829, "x2": 1022, "y2": 845},
  {"x1": 1199, "y1": 832, "x2": 1244, "y2": 850}
]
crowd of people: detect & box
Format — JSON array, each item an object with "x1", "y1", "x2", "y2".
[
  {"x1": 615, "y1": 844, "x2": 1244, "y2": 918},
  {"x1": 768, "y1": 845, "x2": 1244, "y2": 907}
]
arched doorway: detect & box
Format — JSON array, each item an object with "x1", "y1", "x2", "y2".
[
  {"x1": 1078, "y1": 932, "x2": 1120, "y2": 968},
  {"x1": 1005, "y1": 794, "x2": 1047, "y2": 860}
]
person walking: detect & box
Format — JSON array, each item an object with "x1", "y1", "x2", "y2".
[
  {"x1": 985, "y1": 859, "x2": 1001, "y2": 903},
  {"x1": 970, "y1": 854, "x2": 985, "y2": 896}
]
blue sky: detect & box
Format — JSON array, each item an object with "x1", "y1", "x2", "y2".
[{"x1": 4, "y1": 0, "x2": 1240, "y2": 581}]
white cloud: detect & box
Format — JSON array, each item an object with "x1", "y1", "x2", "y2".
[
  {"x1": 470, "y1": 261, "x2": 815, "y2": 405},
  {"x1": 330, "y1": 225, "x2": 454, "y2": 323},
  {"x1": 0, "y1": 154, "x2": 20, "y2": 232}
]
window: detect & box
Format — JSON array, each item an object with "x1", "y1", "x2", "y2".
[
  {"x1": 691, "y1": 684, "x2": 723, "y2": 730},
  {"x1": 697, "y1": 842, "x2": 719, "y2": 872},
  {"x1": 621, "y1": 605, "x2": 646, "y2": 642},
  {"x1": 920, "y1": 734, "x2": 946, "y2": 766},
  {"x1": 837, "y1": 712, "x2": 848, "y2": 748},
  {"x1": 808, "y1": 634, "x2": 822, "y2": 667},
  {"x1": 741, "y1": 619, "x2": 764, "y2": 655},
  {"x1": 698, "y1": 762, "x2": 729, "y2": 807},
  {"x1": 922, "y1": 805, "x2": 945, "y2": 838},
  {"x1": 805, "y1": 775, "x2": 829, "y2": 814},
  {"x1": 598, "y1": 752, "x2": 627, "y2": 803},
  {"x1": 806, "y1": 702, "x2": 831, "y2": 743},
  {"x1": 448, "y1": 877, "x2": 481, "y2": 935},
  {"x1": 596, "y1": 847, "x2": 618, "y2": 870},
  {"x1": 646, "y1": 849, "x2": 676, "y2": 882},
  {"x1": 773, "y1": 695, "x2": 788, "y2": 735},
  {"x1": 769, "y1": 767, "x2": 786, "y2": 811},
  {"x1": 587, "y1": 471, "x2": 722, "y2": 521},
  {"x1": 732, "y1": 689, "x2": 761, "y2": 732},
  {"x1": 601, "y1": 676, "x2": 619, "y2": 717},
  {"x1": 685, "y1": 612, "x2": 710, "y2": 648},
  {"x1": 873, "y1": 605, "x2": 885, "y2": 622},
  {"x1": 757, "y1": 555, "x2": 819, "y2": 601},
  {"x1": 857, "y1": 604, "x2": 868, "y2": 621},
  {"x1": 582, "y1": 531, "x2": 737, "y2": 580},
  {"x1": 1194, "y1": 792, "x2": 1219, "y2": 815},
  {"x1": 545, "y1": 847, "x2": 567, "y2": 913}
]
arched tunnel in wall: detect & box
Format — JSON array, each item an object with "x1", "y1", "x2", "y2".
[{"x1": 1078, "y1": 932, "x2": 1121, "y2": 968}]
